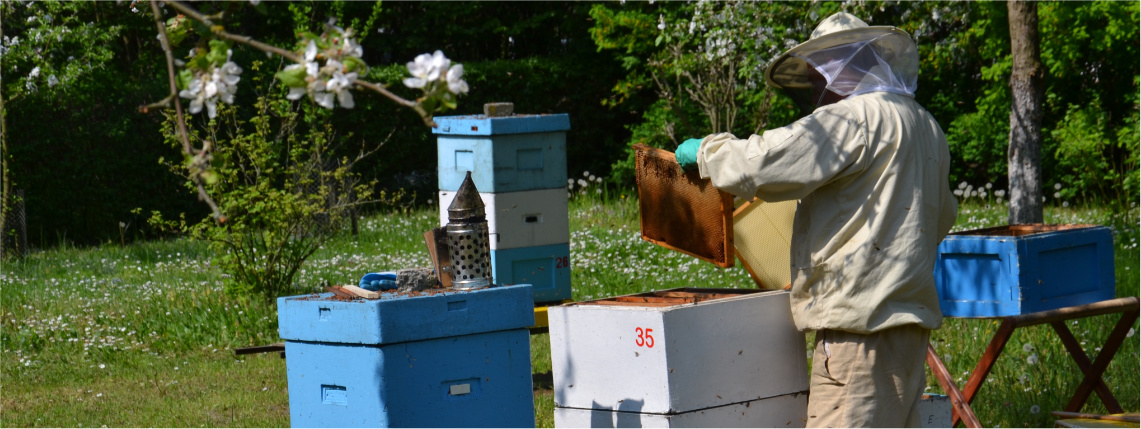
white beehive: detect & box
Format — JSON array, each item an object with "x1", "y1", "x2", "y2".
[
  {"x1": 554, "y1": 392, "x2": 807, "y2": 428},
  {"x1": 438, "y1": 188, "x2": 569, "y2": 251},
  {"x1": 549, "y1": 288, "x2": 809, "y2": 416}
]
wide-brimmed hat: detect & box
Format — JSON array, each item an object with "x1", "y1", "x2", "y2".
[{"x1": 765, "y1": 12, "x2": 915, "y2": 90}]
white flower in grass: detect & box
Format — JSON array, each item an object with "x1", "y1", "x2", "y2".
[
  {"x1": 958, "y1": 181, "x2": 968, "y2": 190},
  {"x1": 1022, "y1": 343, "x2": 1034, "y2": 353},
  {"x1": 1026, "y1": 354, "x2": 1039, "y2": 365},
  {"x1": 1030, "y1": 405, "x2": 1040, "y2": 414},
  {"x1": 1054, "y1": 183, "x2": 1062, "y2": 190}
]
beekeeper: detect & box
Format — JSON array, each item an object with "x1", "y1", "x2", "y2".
[{"x1": 674, "y1": 12, "x2": 959, "y2": 428}]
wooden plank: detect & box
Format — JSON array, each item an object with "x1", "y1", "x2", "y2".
[
  {"x1": 234, "y1": 343, "x2": 286, "y2": 355},
  {"x1": 1009, "y1": 297, "x2": 1139, "y2": 327},
  {"x1": 1050, "y1": 411, "x2": 1140, "y2": 423},
  {"x1": 342, "y1": 285, "x2": 380, "y2": 299},
  {"x1": 324, "y1": 286, "x2": 356, "y2": 299},
  {"x1": 926, "y1": 344, "x2": 981, "y2": 428}
]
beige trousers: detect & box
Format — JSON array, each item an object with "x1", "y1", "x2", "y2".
[{"x1": 805, "y1": 324, "x2": 930, "y2": 428}]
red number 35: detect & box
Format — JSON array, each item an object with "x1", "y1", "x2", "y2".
[{"x1": 635, "y1": 327, "x2": 655, "y2": 348}]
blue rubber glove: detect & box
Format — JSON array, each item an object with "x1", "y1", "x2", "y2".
[
  {"x1": 359, "y1": 272, "x2": 398, "y2": 291},
  {"x1": 675, "y1": 138, "x2": 702, "y2": 170}
]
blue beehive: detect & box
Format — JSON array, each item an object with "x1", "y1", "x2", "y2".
[
  {"x1": 434, "y1": 114, "x2": 570, "y2": 193},
  {"x1": 492, "y1": 243, "x2": 571, "y2": 303},
  {"x1": 278, "y1": 284, "x2": 536, "y2": 428},
  {"x1": 934, "y1": 225, "x2": 1115, "y2": 318},
  {"x1": 435, "y1": 108, "x2": 573, "y2": 304}
]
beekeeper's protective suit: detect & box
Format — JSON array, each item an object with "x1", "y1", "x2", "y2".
[{"x1": 681, "y1": 12, "x2": 958, "y2": 427}]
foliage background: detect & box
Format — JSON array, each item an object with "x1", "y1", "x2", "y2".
[{"x1": 2, "y1": 1, "x2": 1138, "y2": 248}]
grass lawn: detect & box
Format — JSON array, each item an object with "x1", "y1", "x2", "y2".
[{"x1": 2, "y1": 187, "x2": 1138, "y2": 427}]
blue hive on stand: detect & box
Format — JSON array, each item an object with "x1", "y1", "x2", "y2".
[
  {"x1": 277, "y1": 284, "x2": 536, "y2": 428},
  {"x1": 434, "y1": 104, "x2": 572, "y2": 304},
  {"x1": 934, "y1": 224, "x2": 1115, "y2": 318}
]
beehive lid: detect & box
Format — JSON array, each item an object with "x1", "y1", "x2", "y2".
[
  {"x1": 634, "y1": 144, "x2": 734, "y2": 268},
  {"x1": 571, "y1": 288, "x2": 761, "y2": 308},
  {"x1": 949, "y1": 223, "x2": 1100, "y2": 237},
  {"x1": 733, "y1": 198, "x2": 796, "y2": 289},
  {"x1": 431, "y1": 113, "x2": 570, "y2": 136}
]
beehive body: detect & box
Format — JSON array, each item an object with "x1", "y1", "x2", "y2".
[
  {"x1": 278, "y1": 285, "x2": 535, "y2": 428},
  {"x1": 435, "y1": 113, "x2": 573, "y2": 303},
  {"x1": 549, "y1": 289, "x2": 808, "y2": 416},
  {"x1": 934, "y1": 225, "x2": 1115, "y2": 317}
]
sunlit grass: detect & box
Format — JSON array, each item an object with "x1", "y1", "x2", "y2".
[{"x1": 2, "y1": 181, "x2": 1137, "y2": 427}]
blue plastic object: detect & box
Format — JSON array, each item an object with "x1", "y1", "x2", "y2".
[
  {"x1": 490, "y1": 243, "x2": 571, "y2": 303},
  {"x1": 278, "y1": 284, "x2": 536, "y2": 428},
  {"x1": 933, "y1": 225, "x2": 1115, "y2": 318},
  {"x1": 359, "y1": 272, "x2": 397, "y2": 291}
]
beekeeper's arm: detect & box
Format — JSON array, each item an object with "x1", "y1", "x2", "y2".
[{"x1": 695, "y1": 104, "x2": 869, "y2": 202}]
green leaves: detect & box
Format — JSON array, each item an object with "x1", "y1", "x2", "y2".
[{"x1": 274, "y1": 66, "x2": 307, "y2": 88}]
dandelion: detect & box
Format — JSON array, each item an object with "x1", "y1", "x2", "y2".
[
  {"x1": 1027, "y1": 354, "x2": 1039, "y2": 365},
  {"x1": 1127, "y1": 328, "x2": 1135, "y2": 338},
  {"x1": 1054, "y1": 192, "x2": 1062, "y2": 199},
  {"x1": 1022, "y1": 343, "x2": 1034, "y2": 353},
  {"x1": 943, "y1": 353, "x2": 952, "y2": 364},
  {"x1": 99, "y1": 364, "x2": 105, "y2": 369},
  {"x1": 958, "y1": 182, "x2": 968, "y2": 190},
  {"x1": 1030, "y1": 405, "x2": 1040, "y2": 414},
  {"x1": 1018, "y1": 373, "x2": 1029, "y2": 384},
  {"x1": 1054, "y1": 183, "x2": 1062, "y2": 190},
  {"x1": 985, "y1": 183, "x2": 992, "y2": 189}
]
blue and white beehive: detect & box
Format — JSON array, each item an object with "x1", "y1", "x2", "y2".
[
  {"x1": 434, "y1": 107, "x2": 572, "y2": 303},
  {"x1": 278, "y1": 284, "x2": 536, "y2": 428},
  {"x1": 934, "y1": 224, "x2": 1115, "y2": 318}
]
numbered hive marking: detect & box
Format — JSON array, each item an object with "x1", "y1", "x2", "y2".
[
  {"x1": 549, "y1": 289, "x2": 808, "y2": 416},
  {"x1": 491, "y1": 243, "x2": 571, "y2": 304},
  {"x1": 434, "y1": 114, "x2": 570, "y2": 193},
  {"x1": 934, "y1": 224, "x2": 1115, "y2": 317},
  {"x1": 277, "y1": 285, "x2": 536, "y2": 428},
  {"x1": 438, "y1": 188, "x2": 570, "y2": 251}
]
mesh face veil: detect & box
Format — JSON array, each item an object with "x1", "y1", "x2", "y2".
[{"x1": 793, "y1": 32, "x2": 919, "y2": 105}]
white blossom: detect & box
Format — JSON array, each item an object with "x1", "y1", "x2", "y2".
[{"x1": 446, "y1": 64, "x2": 468, "y2": 94}]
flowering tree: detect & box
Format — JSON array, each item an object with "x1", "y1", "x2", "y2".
[
  {"x1": 139, "y1": 0, "x2": 469, "y2": 222},
  {"x1": 124, "y1": 0, "x2": 472, "y2": 296},
  {"x1": 1, "y1": 0, "x2": 124, "y2": 256}
]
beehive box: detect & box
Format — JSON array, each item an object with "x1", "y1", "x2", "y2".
[
  {"x1": 934, "y1": 224, "x2": 1115, "y2": 318},
  {"x1": 438, "y1": 188, "x2": 569, "y2": 251},
  {"x1": 553, "y1": 392, "x2": 808, "y2": 428},
  {"x1": 549, "y1": 288, "x2": 808, "y2": 415},
  {"x1": 278, "y1": 285, "x2": 535, "y2": 428},
  {"x1": 491, "y1": 242, "x2": 571, "y2": 304},
  {"x1": 434, "y1": 114, "x2": 570, "y2": 193},
  {"x1": 917, "y1": 394, "x2": 952, "y2": 428}
]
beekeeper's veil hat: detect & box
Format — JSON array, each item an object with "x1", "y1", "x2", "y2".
[{"x1": 765, "y1": 12, "x2": 919, "y2": 100}]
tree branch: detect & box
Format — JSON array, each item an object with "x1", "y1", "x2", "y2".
[{"x1": 148, "y1": 0, "x2": 222, "y2": 221}]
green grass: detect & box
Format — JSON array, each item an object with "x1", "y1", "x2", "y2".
[{"x1": 3, "y1": 186, "x2": 1138, "y2": 427}]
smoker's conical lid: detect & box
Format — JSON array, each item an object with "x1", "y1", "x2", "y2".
[{"x1": 448, "y1": 171, "x2": 486, "y2": 220}]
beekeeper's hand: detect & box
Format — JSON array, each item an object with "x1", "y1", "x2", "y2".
[{"x1": 675, "y1": 138, "x2": 702, "y2": 170}]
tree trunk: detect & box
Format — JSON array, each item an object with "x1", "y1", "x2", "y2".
[{"x1": 1007, "y1": 0, "x2": 1044, "y2": 224}]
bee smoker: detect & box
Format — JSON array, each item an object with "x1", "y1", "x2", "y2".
[{"x1": 445, "y1": 171, "x2": 493, "y2": 289}]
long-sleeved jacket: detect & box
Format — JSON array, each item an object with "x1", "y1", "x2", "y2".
[{"x1": 696, "y1": 91, "x2": 958, "y2": 334}]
